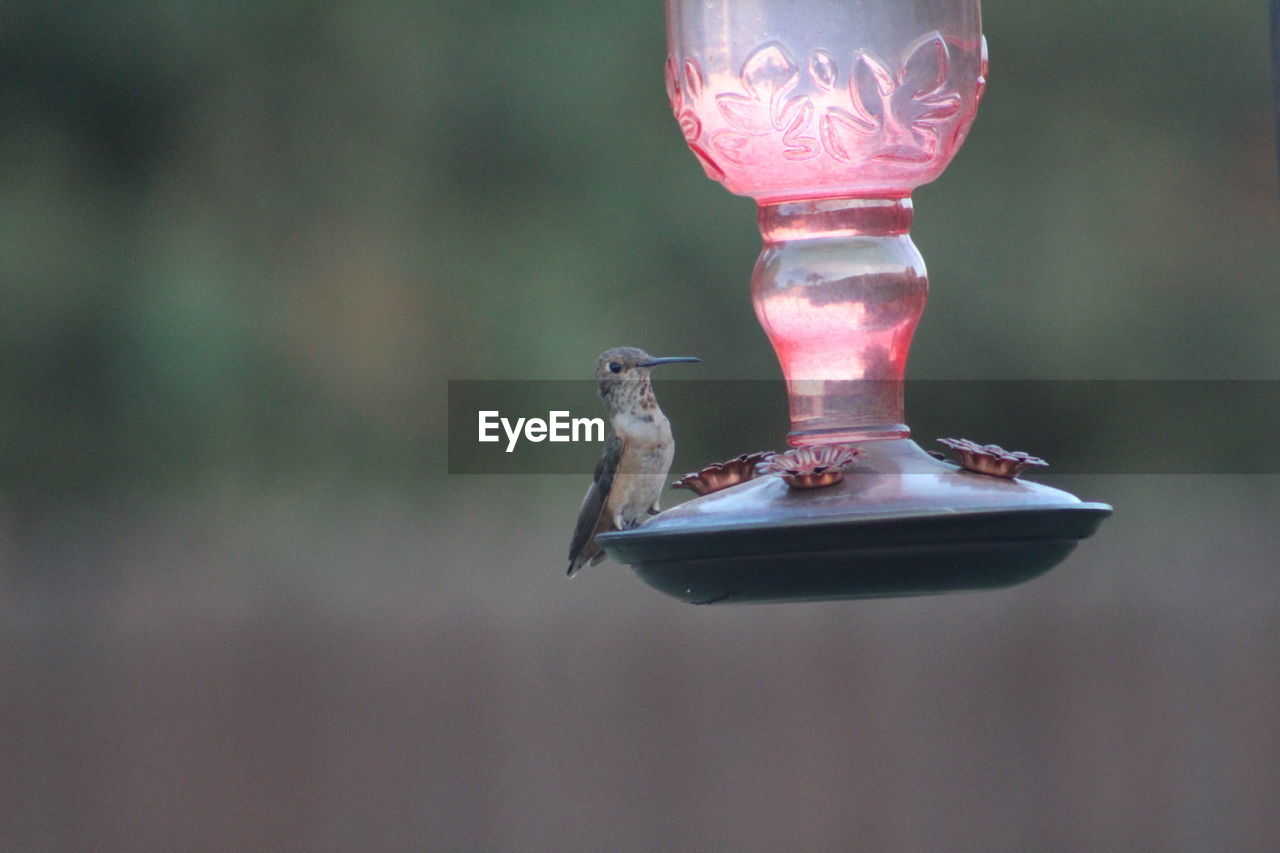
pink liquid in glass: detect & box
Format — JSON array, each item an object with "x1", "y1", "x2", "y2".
[
  {"x1": 754, "y1": 197, "x2": 926, "y2": 443},
  {"x1": 666, "y1": 0, "x2": 985, "y2": 443}
]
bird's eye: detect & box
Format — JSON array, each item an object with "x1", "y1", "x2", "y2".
[{"x1": 608, "y1": 362, "x2": 622, "y2": 373}]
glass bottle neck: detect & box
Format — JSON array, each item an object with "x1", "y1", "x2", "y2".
[
  {"x1": 758, "y1": 197, "x2": 914, "y2": 242},
  {"x1": 750, "y1": 196, "x2": 926, "y2": 446}
]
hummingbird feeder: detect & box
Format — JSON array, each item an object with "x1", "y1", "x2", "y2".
[{"x1": 597, "y1": 0, "x2": 1111, "y2": 603}]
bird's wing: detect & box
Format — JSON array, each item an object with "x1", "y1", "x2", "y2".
[{"x1": 567, "y1": 435, "x2": 621, "y2": 576}]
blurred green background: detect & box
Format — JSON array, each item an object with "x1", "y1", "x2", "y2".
[{"x1": 2, "y1": 2, "x2": 1278, "y2": 850}]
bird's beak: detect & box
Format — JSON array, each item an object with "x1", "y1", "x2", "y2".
[{"x1": 639, "y1": 356, "x2": 700, "y2": 368}]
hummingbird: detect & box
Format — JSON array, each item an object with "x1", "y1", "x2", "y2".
[{"x1": 566, "y1": 347, "x2": 699, "y2": 576}]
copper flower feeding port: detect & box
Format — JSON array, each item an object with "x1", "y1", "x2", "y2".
[
  {"x1": 756, "y1": 444, "x2": 862, "y2": 489},
  {"x1": 937, "y1": 437, "x2": 1048, "y2": 479},
  {"x1": 672, "y1": 452, "x2": 775, "y2": 496}
]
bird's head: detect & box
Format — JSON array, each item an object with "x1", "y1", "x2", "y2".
[{"x1": 594, "y1": 347, "x2": 699, "y2": 403}]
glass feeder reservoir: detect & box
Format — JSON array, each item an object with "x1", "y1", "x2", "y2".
[{"x1": 597, "y1": 0, "x2": 1110, "y2": 604}]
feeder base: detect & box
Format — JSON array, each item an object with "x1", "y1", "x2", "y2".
[{"x1": 597, "y1": 438, "x2": 1111, "y2": 604}]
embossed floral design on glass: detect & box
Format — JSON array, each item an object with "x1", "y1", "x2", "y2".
[{"x1": 666, "y1": 0, "x2": 986, "y2": 444}]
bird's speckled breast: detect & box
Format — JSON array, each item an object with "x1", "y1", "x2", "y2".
[{"x1": 608, "y1": 410, "x2": 675, "y2": 526}]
